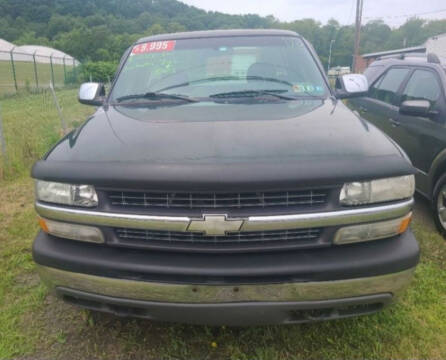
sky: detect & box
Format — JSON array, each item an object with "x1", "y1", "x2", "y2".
[{"x1": 180, "y1": 0, "x2": 446, "y2": 27}]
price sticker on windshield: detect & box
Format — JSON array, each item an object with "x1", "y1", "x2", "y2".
[{"x1": 131, "y1": 41, "x2": 176, "y2": 55}]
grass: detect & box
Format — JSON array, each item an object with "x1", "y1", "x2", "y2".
[
  {"x1": 0, "y1": 60, "x2": 75, "y2": 96},
  {"x1": 0, "y1": 90, "x2": 445, "y2": 359},
  {"x1": 0, "y1": 88, "x2": 93, "y2": 179}
]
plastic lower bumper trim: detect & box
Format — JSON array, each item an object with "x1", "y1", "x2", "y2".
[{"x1": 56, "y1": 287, "x2": 394, "y2": 326}]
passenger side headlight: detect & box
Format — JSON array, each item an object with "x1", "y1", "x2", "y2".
[
  {"x1": 39, "y1": 217, "x2": 104, "y2": 243},
  {"x1": 340, "y1": 175, "x2": 415, "y2": 206},
  {"x1": 35, "y1": 180, "x2": 98, "y2": 207}
]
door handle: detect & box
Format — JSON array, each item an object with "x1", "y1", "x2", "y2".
[{"x1": 389, "y1": 118, "x2": 400, "y2": 127}]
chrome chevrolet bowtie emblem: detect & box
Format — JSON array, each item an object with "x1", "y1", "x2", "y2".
[{"x1": 187, "y1": 215, "x2": 244, "y2": 236}]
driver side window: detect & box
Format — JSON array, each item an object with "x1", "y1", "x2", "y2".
[
  {"x1": 400, "y1": 69, "x2": 441, "y2": 106},
  {"x1": 369, "y1": 67, "x2": 410, "y2": 106}
]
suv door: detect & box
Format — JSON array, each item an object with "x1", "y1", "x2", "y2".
[
  {"x1": 394, "y1": 68, "x2": 446, "y2": 191},
  {"x1": 352, "y1": 67, "x2": 411, "y2": 138}
]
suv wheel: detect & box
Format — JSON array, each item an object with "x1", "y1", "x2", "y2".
[{"x1": 433, "y1": 173, "x2": 446, "y2": 237}]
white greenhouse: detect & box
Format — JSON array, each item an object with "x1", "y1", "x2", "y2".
[{"x1": 0, "y1": 39, "x2": 79, "y2": 65}]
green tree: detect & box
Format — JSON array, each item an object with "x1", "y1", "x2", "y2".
[
  {"x1": 361, "y1": 20, "x2": 392, "y2": 53},
  {"x1": 14, "y1": 31, "x2": 51, "y2": 46},
  {"x1": 0, "y1": 0, "x2": 446, "y2": 69},
  {"x1": 146, "y1": 23, "x2": 165, "y2": 36},
  {"x1": 80, "y1": 61, "x2": 118, "y2": 82}
]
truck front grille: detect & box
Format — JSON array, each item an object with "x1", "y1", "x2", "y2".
[
  {"x1": 107, "y1": 189, "x2": 328, "y2": 210},
  {"x1": 113, "y1": 227, "x2": 323, "y2": 252}
]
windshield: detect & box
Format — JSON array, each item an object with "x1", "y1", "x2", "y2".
[{"x1": 110, "y1": 36, "x2": 328, "y2": 103}]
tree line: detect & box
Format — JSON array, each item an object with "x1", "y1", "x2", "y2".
[{"x1": 1, "y1": 0, "x2": 446, "y2": 70}]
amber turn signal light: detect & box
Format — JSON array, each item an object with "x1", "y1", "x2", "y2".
[
  {"x1": 398, "y1": 214, "x2": 412, "y2": 234},
  {"x1": 38, "y1": 217, "x2": 49, "y2": 233}
]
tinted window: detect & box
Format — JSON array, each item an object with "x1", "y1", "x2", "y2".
[
  {"x1": 364, "y1": 64, "x2": 385, "y2": 82},
  {"x1": 369, "y1": 68, "x2": 410, "y2": 105},
  {"x1": 401, "y1": 69, "x2": 441, "y2": 105}
]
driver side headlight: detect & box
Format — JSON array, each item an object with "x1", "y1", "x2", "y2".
[
  {"x1": 35, "y1": 180, "x2": 98, "y2": 207},
  {"x1": 340, "y1": 175, "x2": 415, "y2": 206}
]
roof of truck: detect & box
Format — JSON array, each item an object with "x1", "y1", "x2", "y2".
[{"x1": 137, "y1": 29, "x2": 299, "y2": 44}]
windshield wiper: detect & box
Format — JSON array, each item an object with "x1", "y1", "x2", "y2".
[
  {"x1": 209, "y1": 89, "x2": 298, "y2": 100},
  {"x1": 115, "y1": 92, "x2": 198, "y2": 103},
  {"x1": 246, "y1": 76, "x2": 294, "y2": 88},
  {"x1": 155, "y1": 76, "x2": 295, "y2": 94},
  {"x1": 155, "y1": 76, "x2": 241, "y2": 93}
]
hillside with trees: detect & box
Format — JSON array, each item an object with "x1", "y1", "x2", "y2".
[{"x1": 1, "y1": 0, "x2": 446, "y2": 69}]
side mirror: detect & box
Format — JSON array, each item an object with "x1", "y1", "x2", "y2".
[
  {"x1": 335, "y1": 74, "x2": 369, "y2": 99},
  {"x1": 78, "y1": 82, "x2": 105, "y2": 106},
  {"x1": 399, "y1": 100, "x2": 432, "y2": 117}
]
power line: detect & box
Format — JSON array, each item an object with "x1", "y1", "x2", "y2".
[
  {"x1": 346, "y1": 0, "x2": 356, "y2": 25},
  {"x1": 363, "y1": 8, "x2": 446, "y2": 20}
]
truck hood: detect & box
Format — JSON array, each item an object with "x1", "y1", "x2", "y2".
[{"x1": 33, "y1": 99, "x2": 414, "y2": 190}]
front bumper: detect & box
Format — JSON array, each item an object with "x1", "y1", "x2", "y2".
[
  {"x1": 34, "y1": 229, "x2": 419, "y2": 325},
  {"x1": 38, "y1": 265, "x2": 414, "y2": 326}
]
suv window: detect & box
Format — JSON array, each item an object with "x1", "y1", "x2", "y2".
[
  {"x1": 369, "y1": 67, "x2": 410, "y2": 105},
  {"x1": 363, "y1": 64, "x2": 385, "y2": 82},
  {"x1": 401, "y1": 69, "x2": 441, "y2": 106}
]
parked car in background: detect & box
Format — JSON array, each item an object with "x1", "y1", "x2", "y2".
[
  {"x1": 328, "y1": 66, "x2": 351, "y2": 77},
  {"x1": 348, "y1": 53, "x2": 446, "y2": 236},
  {"x1": 32, "y1": 30, "x2": 419, "y2": 325}
]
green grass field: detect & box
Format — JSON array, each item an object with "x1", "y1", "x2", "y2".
[
  {"x1": 0, "y1": 90, "x2": 445, "y2": 359},
  {"x1": 0, "y1": 60, "x2": 75, "y2": 96},
  {"x1": 0, "y1": 89, "x2": 92, "y2": 179}
]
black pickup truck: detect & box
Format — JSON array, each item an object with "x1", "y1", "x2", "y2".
[{"x1": 32, "y1": 29, "x2": 419, "y2": 326}]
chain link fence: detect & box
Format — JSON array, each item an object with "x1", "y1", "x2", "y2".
[{"x1": 0, "y1": 49, "x2": 81, "y2": 96}]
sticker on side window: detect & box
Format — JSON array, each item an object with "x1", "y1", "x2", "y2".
[{"x1": 131, "y1": 41, "x2": 176, "y2": 55}]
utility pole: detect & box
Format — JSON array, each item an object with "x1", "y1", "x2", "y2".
[
  {"x1": 327, "y1": 39, "x2": 335, "y2": 73},
  {"x1": 352, "y1": 0, "x2": 364, "y2": 72}
]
